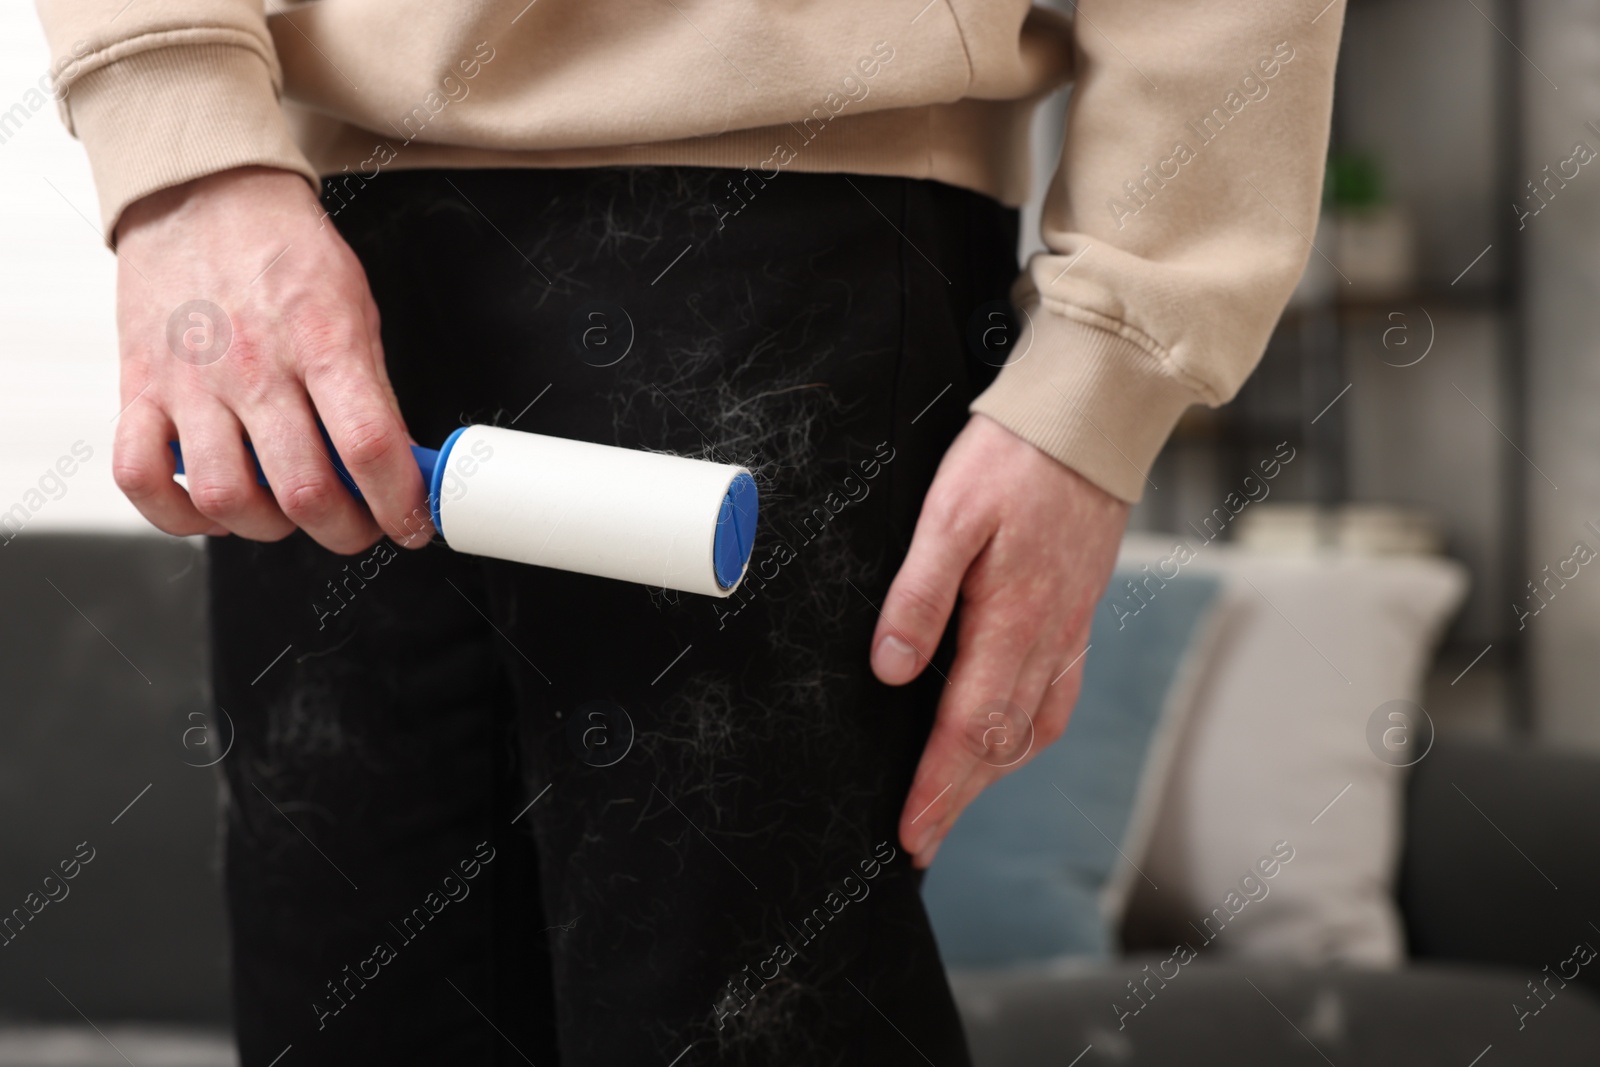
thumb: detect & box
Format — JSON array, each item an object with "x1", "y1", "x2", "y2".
[{"x1": 871, "y1": 499, "x2": 992, "y2": 686}]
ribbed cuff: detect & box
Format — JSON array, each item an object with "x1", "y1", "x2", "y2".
[
  {"x1": 969, "y1": 303, "x2": 1201, "y2": 504},
  {"x1": 65, "y1": 43, "x2": 320, "y2": 244}
]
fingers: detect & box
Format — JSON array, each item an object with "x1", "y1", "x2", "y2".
[
  {"x1": 302, "y1": 333, "x2": 431, "y2": 548},
  {"x1": 882, "y1": 415, "x2": 1131, "y2": 870},
  {"x1": 1009, "y1": 636, "x2": 1083, "y2": 761},
  {"x1": 871, "y1": 493, "x2": 994, "y2": 686},
  {"x1": 1035, "y1": 652, "x2": 1087, "y2": 753},
  {"x1": 241, "y1": 391, "x2": 384, "y2": 555},
  {"x1": 171, "y1": 403, "x2": 296, "y2": 542},
  {"x1": 898, "y1": 599, "x2": 1031, "y2": 865},
  {"x1": 900, "y1": 612, "x2": 1087, "y2": 869},
  {"x1": 910, "y1": 656, "x2": 1084, "y2": 871},
  {"x1": 111, "y1": 399, "x2": 213, "y2": 537}
]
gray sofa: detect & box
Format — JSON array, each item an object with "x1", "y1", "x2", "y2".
[
  {"x1": 953, "y1": 740, "x2": 1600, "y2": 1065},
  {"x1": 4, "y1": 534, "x2": 1598, "y2": 1065}
]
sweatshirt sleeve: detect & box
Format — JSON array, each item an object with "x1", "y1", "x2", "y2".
[
  {"x1": 34, "y1": 0, "x2": 320, "y2": 243},
  {"x1": 969, "y1": 1, "x2": 1343, "y2": 502}
]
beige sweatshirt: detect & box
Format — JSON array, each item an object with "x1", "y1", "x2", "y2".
[{"x1": 34, "y1": 0, "x2": 1343, "y2": 503}]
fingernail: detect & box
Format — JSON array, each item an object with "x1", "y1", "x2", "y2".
[
  {"x1": 910, "y1": 822, "x2": 938, "y2": 856},
  {"x1": 874, "y1": 634, "x2": 918, "y2": 682},
  {"x1": 919, "y1": 836, "x2": 944, "y2": 868}
]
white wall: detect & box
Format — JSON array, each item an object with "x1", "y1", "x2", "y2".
[{"x1": 0, "y1": 7, "x2": 144, "y2": 534}]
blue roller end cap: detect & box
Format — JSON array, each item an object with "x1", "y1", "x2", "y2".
[
  {"x1": 713, "y1": 472, "x2": 759, "y2": 590},
  {"x1": 428, "y1": 426, "x2": 468, "y2": 538}
]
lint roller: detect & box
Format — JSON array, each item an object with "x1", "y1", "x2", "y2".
[{"x1": 169, "y1": 425, "x2": 759, "y2": 597}]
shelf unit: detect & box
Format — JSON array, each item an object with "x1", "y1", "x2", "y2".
[{"x1": 1141, "y1": 0, "x2": 1530, "y2": 731}]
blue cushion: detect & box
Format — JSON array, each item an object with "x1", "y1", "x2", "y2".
[{"x1": 922, "y1": 568, "x2": 1222, "y2": 966}]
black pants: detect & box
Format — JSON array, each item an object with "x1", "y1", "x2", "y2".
[{"x1": 209, "y1": 166, "x2": 1017, "y2": 1066}]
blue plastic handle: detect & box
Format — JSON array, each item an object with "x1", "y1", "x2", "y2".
[{"x1": 167, "y1": 429, "x2": 437, "y2": 503}]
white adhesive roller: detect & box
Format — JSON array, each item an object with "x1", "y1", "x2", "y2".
[
  {"x1": 429, "y1": 425, "x2": 759, "y2": 597},
  {"x1": 169, "y1": 423, "x2": 760, "y2": 597}
]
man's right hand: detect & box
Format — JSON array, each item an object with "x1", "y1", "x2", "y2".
[{"x1": 113, "y1": 166, "x2": 429, "y2": 554}]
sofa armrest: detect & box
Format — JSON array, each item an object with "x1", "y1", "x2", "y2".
[
  {"x1": 950, "y1": 961, "x2": 1600, "y2": 1066},
  {"x1": 1399, "y1": 737, "x2": 1600, "y2": 990}
]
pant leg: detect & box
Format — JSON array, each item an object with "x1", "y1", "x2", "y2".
[
  {"x1": 339, "y1": 165, "x2": 1018, "y2": 1066},
  {"x1": 209, "y1": 203, "x2": 566, "y2": 1064},
  {"x1": 210, "y1": 533, "x2": 560, "y2": 1065}
]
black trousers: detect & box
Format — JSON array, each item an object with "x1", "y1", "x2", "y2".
[{"x1": 209, "y1": 165, "x2": 1018, "y2": 1066}]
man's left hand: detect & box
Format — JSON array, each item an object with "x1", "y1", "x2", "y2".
[{"x1": 870, "y1": 413, "x2": 1131, "y2": 868}]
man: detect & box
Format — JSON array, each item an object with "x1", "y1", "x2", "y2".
[{"x1": 36, "y1": 1, "x2": 1342, "y2": 1063}]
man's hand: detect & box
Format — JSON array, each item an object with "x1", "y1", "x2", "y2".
[
  {"x1": 113, "y1": 166, "x2": 428, "y2": 553},
  {"x1": 872, "y1": 413, "x2": 1130, "y2": 868}
]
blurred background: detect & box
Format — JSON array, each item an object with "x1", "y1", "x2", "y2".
[{"x1": 4, "y1": 0, "x2": 1600, "y2": 1064}]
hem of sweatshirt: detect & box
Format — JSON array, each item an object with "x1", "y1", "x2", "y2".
[
  {"x1": 293, "y1": 95, "x2": 1037, "y2": 211},
  {"x1": 968, "y1": 302, "x2": 1201, "y2": 505},
  {"x1": 66, "y1": 43, "x2": 319, "y2": 244}
]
